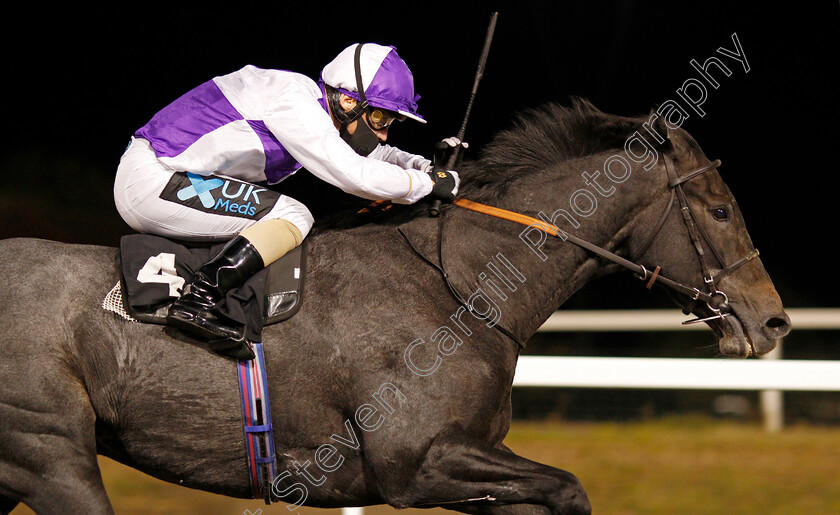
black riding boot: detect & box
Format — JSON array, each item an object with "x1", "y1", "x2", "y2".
[{"x1": 167, "y1": 236, "x2": 264, "y2": 360}]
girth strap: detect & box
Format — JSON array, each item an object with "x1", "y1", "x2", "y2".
[{"x1": 237, "y1": 342, "x2": 278, "y2": 504}]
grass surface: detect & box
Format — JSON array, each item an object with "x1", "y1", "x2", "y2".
[{"x1": 12, "y1": 416, "x2": 840, "y2": 514}]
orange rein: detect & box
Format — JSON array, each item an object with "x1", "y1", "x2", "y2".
[{"x1": 453, "y1": 199, "x2": 560, "y2": 237}]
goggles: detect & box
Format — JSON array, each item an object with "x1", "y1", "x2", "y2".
[{"x1": 366, "y1": 107, "x2": 406, "y2": 130}]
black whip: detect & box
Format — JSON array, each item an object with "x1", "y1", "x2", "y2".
[{"x1": 429, "y1": 11, "x2": 499, "y2": 217}]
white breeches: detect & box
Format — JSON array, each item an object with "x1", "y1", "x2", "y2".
[{"x1": 114, "y1": 138, "x2": 314, "y2": 242}]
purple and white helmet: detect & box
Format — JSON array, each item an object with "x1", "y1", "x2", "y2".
[{"x1": 321, "y1": 43, "x2": 425, "y2": 124}]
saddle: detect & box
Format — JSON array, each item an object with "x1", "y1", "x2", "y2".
[{"x1": 104, "y1": 234, "x2": 306, "y2": 341}]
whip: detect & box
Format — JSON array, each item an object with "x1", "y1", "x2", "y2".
[{"x1": 429, "y1": 11, "x2": 499, "y2": 217}]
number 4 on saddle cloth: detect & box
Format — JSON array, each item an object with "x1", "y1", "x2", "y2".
[{"x1": 104, "y1": 233, "x2": 306, "y2": 343}]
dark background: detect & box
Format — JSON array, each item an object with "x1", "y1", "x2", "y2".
[
  {"x1": 2, "y1": 1, "x2": 838, "y2": 423},
  {"x1": 2, "y1": 2, "x2": 837, "y2": 311}
]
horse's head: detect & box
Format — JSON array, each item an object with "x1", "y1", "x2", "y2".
[
  {"x1": 395, "y1": 99, "x2": 790, "y2": 356},
  {"x1": 632, "y1": 121, "x2": 790, "y2": 357}
]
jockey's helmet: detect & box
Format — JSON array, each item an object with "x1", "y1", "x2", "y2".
[{"x1": 320, "y1": 43, "x2": 425, "y2": 125}]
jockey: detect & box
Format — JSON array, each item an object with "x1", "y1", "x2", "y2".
[{"x1": 114, "y1": 43, "x2": 461, "y2": 359}]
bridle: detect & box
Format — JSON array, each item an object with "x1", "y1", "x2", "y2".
[{"x1": 452, "y1": 155, "x2": 760, "y2": 325}]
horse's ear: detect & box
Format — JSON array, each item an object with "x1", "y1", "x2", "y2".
[
  {"x1": 653, "y1": 109, "x2": 669, "y2": 139},
  {"x1": 645, "y1": 106, "x2": 674, "y2": 155},
  {"x1": 647, "y1": 108, "x2": 701, "y2": 165}
]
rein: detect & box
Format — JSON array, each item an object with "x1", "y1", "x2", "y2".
[{"x1": 452, "y1": 156, "x2": 760, "y2": 325}]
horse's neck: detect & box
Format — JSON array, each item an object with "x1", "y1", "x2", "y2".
[{"x1": 446, "y1": 153, "x2": 664, "y2": 342}]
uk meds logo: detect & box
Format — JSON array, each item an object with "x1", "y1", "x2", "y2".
[
  {"x1": 160, "y1": 172, "x2": 279, "y2": 220},
  {"x1": 176, "y1": 173, "x2": 224, "y2": 208}
]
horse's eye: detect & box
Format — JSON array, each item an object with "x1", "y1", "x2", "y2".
[{"x1": 711, "y1": 206, "x2": 729, "y2": 221}]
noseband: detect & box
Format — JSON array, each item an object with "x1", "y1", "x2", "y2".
[{"x1": 453, "y1": 156, "x2": 760, "y2": 325}]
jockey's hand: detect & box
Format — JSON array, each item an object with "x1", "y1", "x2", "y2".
[
  {"x1": 426, "y1": 168, "x2": 460, "y2": 202},
  {"x1": 433, "y1": 137, "x2": 469, "y2": 169}
]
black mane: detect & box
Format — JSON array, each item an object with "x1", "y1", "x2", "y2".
[
  {"x1": 460, "y1": 97, "x2": 651, "y2": 198},
  {"x1": 313, "y1": 98, "x2": 651, "y2": 233}
]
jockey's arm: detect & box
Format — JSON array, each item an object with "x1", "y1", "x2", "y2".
[
  {"x1": 264, "y1": 90, "x2": 434, "y2": 204},
  {"x1": 369, "y1": 144, "x2": 432, "y2": 174}
]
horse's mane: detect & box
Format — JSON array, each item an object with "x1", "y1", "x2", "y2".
[{"x1": 313, "y1": 98, "x2": 651, "y2": 233}]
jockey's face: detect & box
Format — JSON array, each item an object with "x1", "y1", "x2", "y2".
[{"x1": 337, "y1": 94, "x2": 390, "y2": 142}]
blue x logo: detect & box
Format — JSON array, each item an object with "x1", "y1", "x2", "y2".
[{"x1": 176, "y1": 173, "x2": 224, "y2": 208}]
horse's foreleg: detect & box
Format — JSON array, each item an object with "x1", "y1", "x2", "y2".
[
  {"x1": 382, "y1": 432, "x2": 590, "y2": 515},
  {"x1": 444, "y1": 445, "x2": 553, "y2": 515},
  {"x1": 0, "y1": 397, "x2": 115, "y2": 515},
  {"x1": 443, "y1": 444, "x2": 554, "y2": 515},
  {"x1": 0, "y1": 358, "x2": 115, "y2": 514},
  {"x1": 447, "y1": 502, "x2": 552, "y2": 515}
]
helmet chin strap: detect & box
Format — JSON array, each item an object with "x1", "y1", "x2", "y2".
[{"x1": 327, "y1": 43, "x2": 380, "y2": 156}]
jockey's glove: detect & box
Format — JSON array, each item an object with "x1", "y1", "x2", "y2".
[
  {"x1": 426, "y1": 168, "x2": 460, "y2": 202},
  {"x1": 433, "y1": 137, "x2": 469, "y2": 170},
  {"x1": 426, "y1": 136, "x2": 466, "y2": 203}
]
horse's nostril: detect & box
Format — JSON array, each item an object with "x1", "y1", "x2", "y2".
[
  {"x1": 763, "y1": 314, "x2": 791, "y2": 337},
  {"x1": 766, "y1": 317, "x2": 785, "y2": 328}
]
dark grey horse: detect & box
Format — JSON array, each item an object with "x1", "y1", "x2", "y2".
[{"x1": 0, "y1": 99, "x2": 790, "y2": 514}]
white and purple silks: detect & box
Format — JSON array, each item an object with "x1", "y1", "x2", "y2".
[{"x1": 134, "y1": 55, "x2": 433, "y2": 203}]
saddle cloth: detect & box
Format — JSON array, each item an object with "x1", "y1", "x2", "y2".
[{"x1": 105, "y1": 234, "x2": 306, "y2": 341}]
